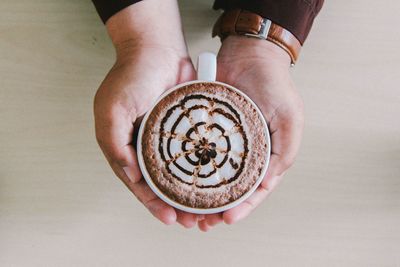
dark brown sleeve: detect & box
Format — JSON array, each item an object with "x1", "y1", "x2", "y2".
[
  {"x1": 213, "y1": 0, "x2": 324, "y2": 44},
  {"x1": 92, "y1": 0, "x2": 143, "y2": 23}
]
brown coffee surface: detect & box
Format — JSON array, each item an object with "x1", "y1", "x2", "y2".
[{"x1": 141, "y1": 82, "x2": 269, "y2": 209}]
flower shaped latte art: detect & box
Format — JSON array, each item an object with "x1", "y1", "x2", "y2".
[{"x1": 159, "y1": 94, "x2": 249, "y2": 188}]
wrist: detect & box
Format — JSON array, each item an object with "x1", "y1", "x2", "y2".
[
  {"x1": 112, "y1": 38, "x2": 188, "y2": 66},
  {"x1": 218, "y1": 35, "x2": 291, "y2": 69},
  {"x1": 106, "y1": 0, "x2": 188, "y2": 61}
]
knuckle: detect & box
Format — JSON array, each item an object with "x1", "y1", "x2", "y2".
[
  {"x1": 281, "y1": 155, "x2": 295, "y2": 170},
  {"x1": 283, "y1": 104, "x2": 305, "y2": 130},
  {"x1": 107, "y1": 148, "x2": 129, "y2": 166},
  {"x1": 95, "y1": 134, "x2": 129, "y2": 166}
]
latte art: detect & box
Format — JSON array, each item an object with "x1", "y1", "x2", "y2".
[
  {"x1": 159, "y1": 95, "x2": 249, "y2": 188},
  {"x1": 139, "y1": 82, "x2": 269, "y2": 209}
]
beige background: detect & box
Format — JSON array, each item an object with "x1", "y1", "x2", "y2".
[{"x1": 1, "y1": 0, "x2": 399, "y2": 266}]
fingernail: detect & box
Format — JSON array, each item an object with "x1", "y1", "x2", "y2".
[{"x1": 123, "y1": 166, "x2": 136, "y2": 182}]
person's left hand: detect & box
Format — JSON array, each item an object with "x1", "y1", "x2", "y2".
[{"x1": 197, "y1": 36, "x2": 304, "y2": 231}]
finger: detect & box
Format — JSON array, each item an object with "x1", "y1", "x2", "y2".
[
  {"x1": 134, "y1": 183, "x2": 177, "y2": 225},
  {"x1": 113, "y1": 163, "x2": 177, "y2": 225},
  {"x1": 95, "y1": 104, "x2": 141, "y2": 183},
  {"x1": 198, "y1": 219, "x2": 212, "y2": 232},
  {"x1": 261, "y1": 153, "x2": 286, "y2": 189},
  {"x1": 145, "y1": 198, "x2": 177, "y2": 225},
  {"x1": 121, "y1": 176, "x2": 177, "y2": 225},
  {"x1": 204, "y1": 213, "x2": 223, "y2": 227},
  {"x1": 176, "y1": 210, "x2": 198, "y2": 228},
  {"x1": 108, "y1": 158, "x2": 177, "y2": 225},
  {"x1": 223, "y1": 186, "x2": 270, "y2": 225},
  {"x1": 265, "y1": 105, "x2": 304, "y2": 180}
]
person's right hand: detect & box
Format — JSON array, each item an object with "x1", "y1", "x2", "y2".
[{"x1": 93, "y1": 0, "x2": 201, "y2": 228}]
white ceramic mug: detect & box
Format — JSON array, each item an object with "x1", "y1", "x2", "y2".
[{"x1": 137, "y1": 52, "x2": 271, "y2": 214}]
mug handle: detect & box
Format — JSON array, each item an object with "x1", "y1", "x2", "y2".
[{"x1": 197, "y1": 52, "x2": 217, "y2": 82}]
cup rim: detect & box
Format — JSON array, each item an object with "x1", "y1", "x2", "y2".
[{"x1": 136, "y1": 80, "x2": 271, "y2": 214}]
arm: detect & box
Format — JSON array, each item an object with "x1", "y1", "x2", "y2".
[
  {"x1": 93, "y1": 0, "x2": 200, "y2": 227},
  {"x1": 198, "y1": 0, "x2": 324, "y2": 231}
]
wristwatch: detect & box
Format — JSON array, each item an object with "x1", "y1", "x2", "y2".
[{"x1": 212, "y1": 9, "x2": 302, "y2": 66}]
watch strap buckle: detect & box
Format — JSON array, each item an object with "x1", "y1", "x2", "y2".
[{"x1": 244, "y1": 18, "x2": 272, "y2": 39}]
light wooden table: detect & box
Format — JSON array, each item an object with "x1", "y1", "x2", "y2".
[{"x1": 1, "y1": 1, "x2": 399, "y2": 266}]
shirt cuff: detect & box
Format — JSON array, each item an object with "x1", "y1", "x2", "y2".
[
  {"x1": 92, "y1": 0, "x2": 143, "y2": 23},
  {"x1": 213, "y1": 0, "x2": 324, "y2": 44}
]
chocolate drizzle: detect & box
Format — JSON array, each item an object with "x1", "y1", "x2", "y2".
[{"x1": 158, "y1": 94, "x2": 249, "y2": 188}]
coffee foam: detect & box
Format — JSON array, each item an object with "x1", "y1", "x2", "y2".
[{"x1": 158, "y1": 93, "x2": 249, "y2": 188}]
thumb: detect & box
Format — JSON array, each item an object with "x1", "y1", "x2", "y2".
[
  {"x1": 261, "y1": 106, "x2": 304, "y2": 189},
  {"x1": 95, "y1": 103, "x2": 141, "y2": 184}
]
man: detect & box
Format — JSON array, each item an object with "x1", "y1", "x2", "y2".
[{"x1": 92, "y1": 0, "x2": 323, "y2": 231}]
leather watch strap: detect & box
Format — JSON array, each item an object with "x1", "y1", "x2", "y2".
[{"x1": 212, "y1": 9, "x2": 302, "y2": 65}]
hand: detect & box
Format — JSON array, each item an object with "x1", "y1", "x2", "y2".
[
  {"x1": 94, "y1": 0, "x2": 201, "y2": 228},
  {"x1": 198, "y1": 36, "x2": 304, "y2": 231}
]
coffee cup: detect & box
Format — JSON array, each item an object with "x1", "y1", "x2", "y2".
[{"x1": 137, "y1": 52, "x2": 271, "y2": 214}]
